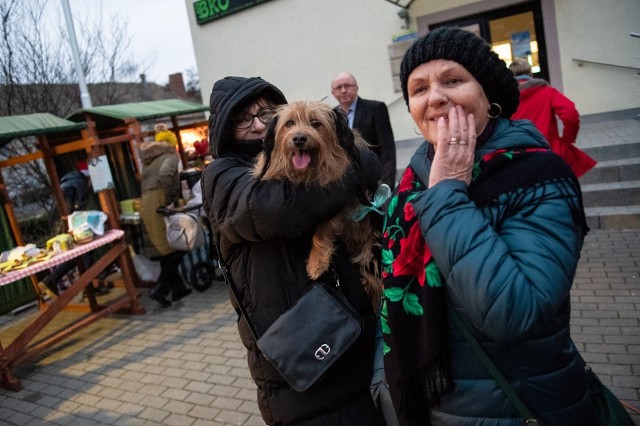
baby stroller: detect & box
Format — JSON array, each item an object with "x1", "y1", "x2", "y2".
[{"x1": 157, "y1": 197, "x2": 222, "y2": 292}]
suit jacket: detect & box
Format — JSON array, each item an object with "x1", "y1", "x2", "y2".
[{"x1": 352, "y1": 97, "x2": 396, "y2": 188}]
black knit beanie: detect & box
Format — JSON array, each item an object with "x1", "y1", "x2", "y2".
[{"x1": 400, "y1": 27, "x2": 519, "y2": 118}]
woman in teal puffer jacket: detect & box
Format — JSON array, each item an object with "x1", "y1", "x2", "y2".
[{"x1": 381, "y1": 27, "x2": 596, "y2": 425}]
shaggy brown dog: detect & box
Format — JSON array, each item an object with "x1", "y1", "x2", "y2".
[{"x1": 253, "y1": 101, "x2": 381, "y2": 307}]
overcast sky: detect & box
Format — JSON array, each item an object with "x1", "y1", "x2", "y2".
[{"x1": 47, "y1": 0, "x2": 198, "y2": 85}]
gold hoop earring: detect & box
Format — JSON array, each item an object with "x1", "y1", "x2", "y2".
[
  {"x1": 488, "y1": 103, "x2": 502, "y2": 119},
  {"x1": 414, "y1": 126, "x2": 422, "y2": 135}
]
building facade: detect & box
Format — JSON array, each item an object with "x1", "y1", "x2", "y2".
[{"x1": 185, "y1": 0, "x2": 639, "y2": 142}]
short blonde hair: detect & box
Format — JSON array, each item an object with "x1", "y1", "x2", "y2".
[{"x1": 509, "y1": 58, "x2": 532, "y2": 76}]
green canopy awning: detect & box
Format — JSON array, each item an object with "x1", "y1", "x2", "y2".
[
  {"x1": 0, "y1": 113, "x2": 86, "y2": 146},
  {"x1": 66, "y1": 99, "x2": 208, "y2": 130}
]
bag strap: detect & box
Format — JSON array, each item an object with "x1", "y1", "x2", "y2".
[
  {"x1": 210, "y1": 233, "x2": 260, "y2": 341},
  {"x1": 209, "y1": 215, "x2": 344, "y2": 345},
  {"x1": 447, "y1": 301, "x2": 539, "y2": 425}
]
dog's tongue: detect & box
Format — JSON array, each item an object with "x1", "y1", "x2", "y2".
[{"x1": 293, "y1": 152, "x2": 311, "y2": 169}]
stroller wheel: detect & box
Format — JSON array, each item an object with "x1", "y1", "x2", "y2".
[{"x1": 190, "y1": 261, "x2": 215, "y2": 292}]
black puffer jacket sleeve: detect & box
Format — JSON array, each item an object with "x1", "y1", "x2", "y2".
[{"x1": 201, "y1": 150, "x2": 379, "y2": 244}]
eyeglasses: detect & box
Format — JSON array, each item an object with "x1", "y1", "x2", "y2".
[
  {"x1": 332, "y1": 83, "x2": 356, "y2": 92},
  {"x1": 233, "y1": 108, "x2": 274, "y2": 129}
]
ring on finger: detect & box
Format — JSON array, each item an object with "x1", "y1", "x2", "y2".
[
  {"x1": 459, "y1": 140, "x2": 468, "y2": 145},
  {"x1": 449, "y1": 137, "x2": 459, "y2": 144}
]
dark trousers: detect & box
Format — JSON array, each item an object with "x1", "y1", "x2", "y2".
[
  {"x1": 42, "y1": 253, "x2": 92, "y2": 295},
  {"x1": 42, "y1": 260, "x2": 76, "y2": 295},
  {"x1": 152, "y1": 251, "x2": 186, "y2": 295}
]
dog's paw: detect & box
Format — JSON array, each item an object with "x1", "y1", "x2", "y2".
[
  {"x1": 306, "y1": 257, "x2": 324, "y2": 280},
  {"x1": 307, "y1": 248, "x2": 333, "y2": 279}
]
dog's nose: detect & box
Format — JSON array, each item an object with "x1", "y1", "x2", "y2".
[{"x1": 293, "y1": 133, "x2": 307, "y2": 147}]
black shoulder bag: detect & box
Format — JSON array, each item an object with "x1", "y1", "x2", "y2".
[{"x1": 211, "y1": 237, "x2": 362, "y2": 392}]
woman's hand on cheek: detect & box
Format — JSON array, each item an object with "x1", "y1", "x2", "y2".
[{"x1": 428, "y1": 105, "x2": 477, "y2": 187}]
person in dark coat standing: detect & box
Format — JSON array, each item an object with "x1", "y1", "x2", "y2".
[
  {"x1": 60, "y1": 160, "x2": 92, "y2": 212},
  {"x1": 39, "y1": 160, "x2": 93, "y2": 299},
  {"x1": 200, "y1": 76, "x2": 385, "y2": 425},
  {"x1": 139, "y1": 140, "x2": 191, "y2": 307},
  {"x1": 332, "y1": 72, "x2": 397, "y2": 188}
]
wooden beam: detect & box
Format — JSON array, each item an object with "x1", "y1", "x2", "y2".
[{"x1": 171, "y1": 116, "x2": 189, "y2": 169}]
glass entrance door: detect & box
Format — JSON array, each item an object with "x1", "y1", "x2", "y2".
[{"x1": 431, "y1": 1, "x2": 547, "y2": 80}]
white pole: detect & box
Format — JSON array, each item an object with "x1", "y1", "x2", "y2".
[{"x1": 60, "y1": 0, "x2": 92, "y2": 108}]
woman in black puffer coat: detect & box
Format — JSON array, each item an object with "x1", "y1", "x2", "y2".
[{"x1": 200, "y1": 76, "x2": 385, "y2": 425}]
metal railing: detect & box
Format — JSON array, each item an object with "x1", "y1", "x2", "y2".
[
  {"x1": 572, "y1": 58, "x2": 640, "y2": 72},
  {"x1": 632, "y1": 32, "x2": 639, "y2": 114}
]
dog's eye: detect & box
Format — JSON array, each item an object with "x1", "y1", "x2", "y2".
[
  {"x1": 310, "y1": 120, "x2": 322, "y2": 129},
  {"x1": 285, "y1": 120, "x2": 295, "y2": 127}
]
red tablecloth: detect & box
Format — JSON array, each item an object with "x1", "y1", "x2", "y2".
[{"x1": 0, "y1": 229, "x2": 124, "y2": 287}]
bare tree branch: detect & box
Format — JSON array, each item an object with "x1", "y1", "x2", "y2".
[{"x1": 0, "y1": 0, "x2": 153, "y2": 241}]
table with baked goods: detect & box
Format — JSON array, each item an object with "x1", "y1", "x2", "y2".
[{"x1": 0, "y1": 229, "x2": 145, "y2": 391}]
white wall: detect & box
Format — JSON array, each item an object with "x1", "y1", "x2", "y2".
[
  {"x1": 188, "y1": 3, "x2": 401, "y2": 104},
  {"x1": 554, "y1": 0, "x2": 640, "y2": 115},
  {"x1": 185, "y1": 0, "x2": 422, "y2": 141}
]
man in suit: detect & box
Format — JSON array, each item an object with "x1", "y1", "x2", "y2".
[{"x1": 331, "y1": 72, "x2": 397, "y2": 188}]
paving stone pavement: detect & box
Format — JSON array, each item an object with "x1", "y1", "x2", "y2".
[
  {"x1": 1, "y1": 109, "x2": 639, "y2": 425},
  {"x1": 1, "y1": 283, "x2": 265, "y2": 426},
  {"x1": 0, "y1": 227, "x2": 638, "y2": 425}
]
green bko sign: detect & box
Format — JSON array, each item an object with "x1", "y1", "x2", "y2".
[{"x1": 194, "y1": 0, "x2": 272, "y2": 25}]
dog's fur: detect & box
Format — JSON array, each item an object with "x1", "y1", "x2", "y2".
[{"x1": 253, "y1": 101, "x2": 382, "y2": 307}]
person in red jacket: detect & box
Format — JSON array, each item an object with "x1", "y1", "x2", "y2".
[{"x1": 509, "y1": 57, "x2": 596, "y2": 177}]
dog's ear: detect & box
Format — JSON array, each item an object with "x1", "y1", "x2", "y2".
[
  {"x1": 332, "y1": 107, "x2": 368, "y2": 205},
  {"x1": 332, "y1": 107, "x2": 363, "y2": 170},
  {"x1": 332, "y1": 108, "x2": 355, "y2": 153},
  {"x1": 256, "y1": 115, "x2": 279, "y2": 178}
]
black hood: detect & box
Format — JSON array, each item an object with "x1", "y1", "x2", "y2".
[{"x1": 208, "y1": 76, "x2": 287, "y2": 159}]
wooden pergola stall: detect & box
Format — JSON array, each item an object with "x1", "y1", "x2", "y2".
[
  {"x1": 0, "y1": 113, "x2": 145, "y2": 392},
  {"x1": 65, "y1": 99, "x2": 209, "y2": 198},
  {"x1": 65, "y1": 99, "x2": 209, "y2": 257}
]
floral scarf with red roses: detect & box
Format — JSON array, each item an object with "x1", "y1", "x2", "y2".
[{"x1": 380, "y1": 147, "x2": 587, "y2": 424}]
